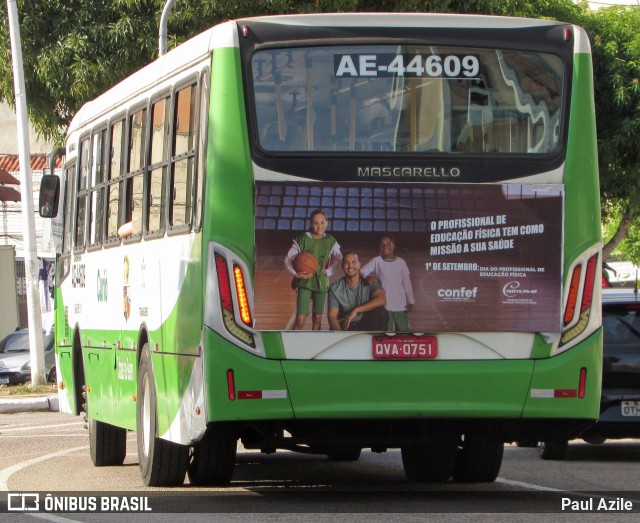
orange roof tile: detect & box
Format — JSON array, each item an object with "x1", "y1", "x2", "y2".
[{"x1": 0, "y1": 153, "x2": 62, "y2": 173}]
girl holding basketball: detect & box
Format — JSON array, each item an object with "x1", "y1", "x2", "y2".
[{"x1": 285, "y1": 209, "x2": 342, "y2": 330}]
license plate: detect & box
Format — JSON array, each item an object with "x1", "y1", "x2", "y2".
[
  {"x1": 372, "y1": 335, "x2": 437, "y2": 359},
  {"x1": 0, "y1": 378, "x2": 9, "y2": 385},
  {"x1": 621, "y1": 401, "x2": 640, "y2": 417}
]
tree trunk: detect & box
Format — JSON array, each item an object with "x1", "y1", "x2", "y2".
[{"x1": 603, "y1": 201, "x2": 638, "y2": 259}]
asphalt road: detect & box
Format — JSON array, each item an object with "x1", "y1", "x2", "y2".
[{"x1": 0, "y1": 411, "x2": 639, "y2": 521}]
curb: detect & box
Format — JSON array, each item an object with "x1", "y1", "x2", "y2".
[{"x1": 0, "y1": 395, "x2": 59, "y2": 414}]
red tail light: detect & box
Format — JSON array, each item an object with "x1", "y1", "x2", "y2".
[
  {"x1": 215, "y1": 254, "x2": 233, "y2": 312},
  {"x1": 578, "y1": 367, "x2": 587, "y2": 399},
  {"x1": 227, "y1": 369, "x2": 236, "y2": 401},
  {"x1": 580, "y1": 254, "x2": 598, "y2": 313}
]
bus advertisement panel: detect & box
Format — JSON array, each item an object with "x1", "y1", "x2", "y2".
[{"x1": 254, "y1": 181, "x2": 563, "y2": 333}]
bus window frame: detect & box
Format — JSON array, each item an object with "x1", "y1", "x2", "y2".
[
  {"x1": 122, "y1": 102, "x2": 149, "y2": 244},
  {"x1": 167, "y1": 76, "x2": 199, "y2": 236},
  {"x1": 104, "y1": 114, "x2": 127, "y2": 248},
  {"x1": 193, "y1": 67, "x2": 210, "y2": 233},
  {"x1": 145, "y1": 89, "x2": 172, "y2": 241},
  {"x1": 73, "y1": 135, "x2": 91, "y2": 255},
  {"x1": 61, "y1": 161, "x2": 76, "y2": 257},
  {"x1": 87, "y1": 125, "x2": 108, "y2": 252}
]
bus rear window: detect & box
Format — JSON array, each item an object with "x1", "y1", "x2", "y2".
[{"x1": 251, "y1": 45, "x2": 564, "y2": 155}]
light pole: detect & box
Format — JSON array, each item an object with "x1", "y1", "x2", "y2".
[{"x1": 6, "y1": 0, "x2": 46, "y2": 385}]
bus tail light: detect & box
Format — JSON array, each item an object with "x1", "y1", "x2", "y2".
[
  {"x1": 216, "y1": 254, "x2": 234, "y2": 314},
  {"x1": 214, "y1": 253, "x2": 255, "y2": 347},
  {"x1": 560, "y1": 252, "x2": 599, "y2": 347},
  {"x1": 580, "y1": 255, "x2": 598, "y2": 313},
  {"x1": 233, "y1": 265, "x2": 252, "y2": 326},
  {"x1": 563, "y1": 264, "x2": 582, "y2": 326}
]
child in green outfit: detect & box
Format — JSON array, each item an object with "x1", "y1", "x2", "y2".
[{"x1": 285, "y1": 209, "x2": 342, "y2": 330}]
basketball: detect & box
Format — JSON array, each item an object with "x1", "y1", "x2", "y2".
[{"x1": 293, "y1": 252, "x2": 318, "y2": 274}]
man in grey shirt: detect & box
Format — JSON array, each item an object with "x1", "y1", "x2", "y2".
[{"x1": 328, "y1": 251, "x2": 388, "y2": 331}]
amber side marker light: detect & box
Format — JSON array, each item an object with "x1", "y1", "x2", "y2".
[
  {"x1": 233, "y1": 265, "x2": 252, "y2": 326},
  {"x1": 563, "y1": 264, "x2": 582, "y2": 325}
]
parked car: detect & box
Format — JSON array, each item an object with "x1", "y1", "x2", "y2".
[
  {"x1": 603, "y1": 260, "x2": 639, "y2": 288},
  {"x1": 538, "y1": 287, "x2": 640, "y2": 459},
  {"x1": 0, "y1": 329, "x2": 56, "y2": 385}
]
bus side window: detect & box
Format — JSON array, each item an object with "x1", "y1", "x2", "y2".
[
  {"x1": 88, "y1": 128, "x2": 107, "y2": 247},
  {"x1": 147, "y1": 96, "x2": 170, "y2": 235},
  {"x1": 106, "y1": 119, "x2": 125, "y2": 241},
  {"x1": 62, "y1": 163, "x2": 75, "y2": 255},
  {"x1": 125, "y1": 108, "x2": 147, "y2": 237},
  {"x1": 75, "y1": 138, "x2": 90, "y2": 251},
  {"x1": 170, "y1": 83, "x2": 196, "y2": 228}
]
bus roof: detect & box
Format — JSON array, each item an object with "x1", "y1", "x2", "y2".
[{"x1": 239, "y1": 13, "x2": 564, "y2": 29}]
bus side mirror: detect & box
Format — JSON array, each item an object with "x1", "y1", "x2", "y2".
[{"x1": 39, "y1": 174, "x2": 60, "y2": 218}]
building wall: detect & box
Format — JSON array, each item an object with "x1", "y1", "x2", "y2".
[
  {"x1": 0, "y1": 102, "x2": 52, "y2": 155},
  {"x1": 0, "y1": 245, "x2": 20, "y2": 337}
]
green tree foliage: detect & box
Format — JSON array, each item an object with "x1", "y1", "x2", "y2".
[
  {"x1": 582, "y1": 7, "x2": 640, "y2": 261},
  {"x1": 1, "y1": 0, "x2": 639, "y2": 261},
  {"x1": 0, "y1": 1, "x2": 160, "y2": 141}
]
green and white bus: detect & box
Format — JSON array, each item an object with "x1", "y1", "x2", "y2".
[{"x1": 40, "y1": 13, "x2": 602, "y2": 486}]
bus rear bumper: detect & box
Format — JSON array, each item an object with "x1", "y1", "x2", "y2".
[{"x1": 206, "y1": 330, "x2": 601, "y2": 444}]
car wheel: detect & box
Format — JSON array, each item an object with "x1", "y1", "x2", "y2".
[
  {"x1": 46, "y1": 366, "x2": 57, "y2": 384},
  {"x1": 540, "y1": 440, "x2": 569, "y2": 460}
]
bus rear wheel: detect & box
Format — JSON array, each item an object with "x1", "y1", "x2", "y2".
[
  {"x1": 452, "y1": 429, "x2": 504, "y2": 483},
  {"x1": 187, "y1": 427, "x2": 237, "y2": 486},
  {"x1": 89, "y1": 417, "x2": 127, "y2": 466},
  {"x1": 136, "y1": 343, "x2": 189, "y2": 486},
  {"x1": 401, "y1": 432, "x2": 458, "y2": 482},
  {"x1": 540, "y1": 440, "x2": 568, "y2": 460}
]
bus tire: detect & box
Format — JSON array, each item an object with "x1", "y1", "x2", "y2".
[
  {"x1": 89, "y1": 417, "x2": 127, "y2": 466},
  {"x1": 187, "y1": 427, "x2": 237, "y2": 486},
  {"x1": 327, "y1": 447, "x2": 362, "y2": 461},
  {"x1": 401, "y1": 437, "x2": 457, "y2": 482},
  {"x1": 540, "y1": 440, "x2": 568, "y2": 460},
  {"x1": 136, "y1": 343, "x2": 189, "y2": 486},
  {"x1": 453, "y1": 429, "x2": 504, "y2": 483}
]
